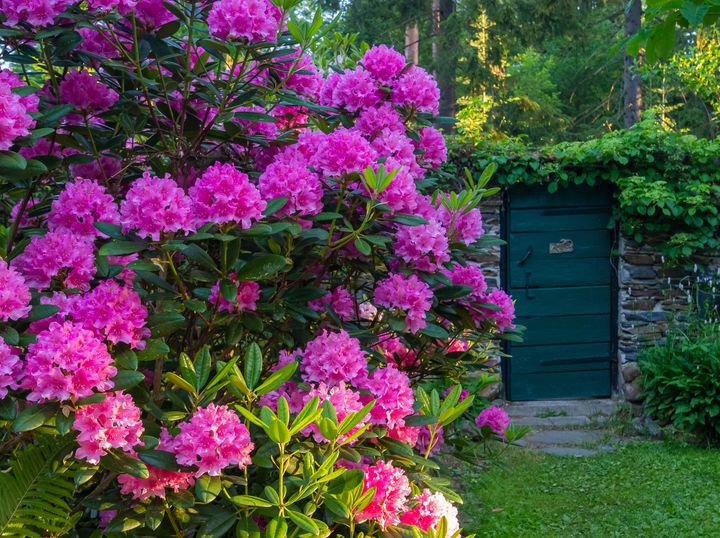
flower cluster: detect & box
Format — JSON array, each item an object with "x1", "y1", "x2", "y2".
[
  {"x1": 163, "y1": 404, "x2": 254, "y2": 477},
  {"x1": 21, "y1": 321, "x2": 116, "y2": 403},
  {"x1": 374, "y1": 273, "x2": 434, "y2": 333},
  {"x1": 0, "y1": 8, "x2": 515, "y2": 535},
  {"x1": 475, "y1": 405, "x2": 511, "y2": 436},
  {"x1": 190, "y1": 162, "x2": 266, "y2": 228},
  {"x1": 73, "y1": 391, "x2": 144, "y2": 464},
  {"x1": 356, "y1": 461, "x2": 411, "y2": 529},
  {"x1": 0, "y1": 259, "x2": 31, "y2": 322}
]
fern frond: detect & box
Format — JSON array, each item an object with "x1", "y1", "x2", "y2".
[{"x1": 0, "y1": 441, "x2": 81, "y2": 538}]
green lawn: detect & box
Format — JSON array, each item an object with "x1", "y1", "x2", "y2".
[{"x1": 456, "y1": 441, "x2": 720, "y2": 538}]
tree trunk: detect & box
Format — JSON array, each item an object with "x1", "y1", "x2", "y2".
[
  {"x1": 623, "y1": 0, "x2": 643, "y2": 127},
  {"x1": 431, "y1": 0, "x2": 456, "y2": 119},
  {"x1": 405, "y1": 22, "x2": 419, "y2": 65}
]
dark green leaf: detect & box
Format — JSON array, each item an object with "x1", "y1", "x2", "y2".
[{"x1": 235, "y1": 254, "x2": 289, "y2": 282}]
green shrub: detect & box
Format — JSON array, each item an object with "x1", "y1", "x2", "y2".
[{"x1": 640, "y1": 321, "x2": 720, "y2": 444}]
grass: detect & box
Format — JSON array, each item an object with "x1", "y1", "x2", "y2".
[
  {"x1": 533, "y1": 409, "x2": 568, "y2": 418},
  {"x1": 455, "y1": 441, "x2": 720, "y2": 537}
]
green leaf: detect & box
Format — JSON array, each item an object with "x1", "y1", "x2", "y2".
[
  {"x1": 393, "y1": 214, "x2": 429, "y2": 226},
  {"x1": 0, "y1": 151, "x2": 26, "y2": 170},
  {"x1": 182, "y1": 244, "x2": 217, "y2": 271},
  {"x1": 195, "y1": 475, "x2": 222, "y2": 503},
  {"x1": 254, "y1": 361, "x2": 298, "y2": 396},
  {"x1": 100, "y1": 451, "x2": 148, "y2": 479},
  {"x1": 220, "y1": 279, "x2": 238, "y2": 303},
  {"x1": 99, "y1": 240, "x2": 147, "y2": 256},
  {"x1": 27, "y1": 304, "x2": 60, "y2": 322},
  {"x1": 138, "y1": 450, "x2": 180, "y2": 471},
  {"x1": 195, "y1": 346, "x2": 212, "y2": 392},
  {"x1": 263, "y1": 197, "x2": 288, "y2": 216},
  {"x1": 354, "y1": 238, "x2": 371, "y2": 255},
  {"x1": 286, "y1": 510, "x2": 320, "y2": 535},
  {"x1": 265, "y1": 518, "x2": 288, "y2": 538},
  {"x1": 136, "y1": 339, "x2": 170, "y2": 361},
  {"x1": 235, "y1": 254, "x2": 289, "y2": 282},
  {"x1": 680, "y1": 1, "x2": 709, "y2": 26},
  {"x1": 420, "y1": 323, "x2": 450, "y2": 339},
  {"x1": 244, "y1": 342, "x2": 263, "y2": 389},
  {"x1": 231, "y1": 495, "x2": 273, "y2": 508},
  {"x1": 266, "y1": 418, "x2": 291, "y2": 444},
  {"x1": 112, "y1": 370, "x2": 146, "y2": 391},
  {"x1": 13, "y1": 403, "x2": 58, "y2": 432}
]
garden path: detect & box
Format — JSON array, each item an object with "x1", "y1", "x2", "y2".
[{"x1": 502, "y1": 399, "x2": 619, "y2": 456}]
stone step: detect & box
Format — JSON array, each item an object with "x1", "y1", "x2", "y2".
[
  {"x1": 537, "y1": 446, "x2": 598, "y2": 457},
  {"x1": 512, "y1": 415, "x2": 593, "y2": 428},
  {"x1": 501, "y1": 399, "x2": 618, "y2": 419},
  {"x1": 521, "y1": 429, "x2": 605, "y2": 447}
]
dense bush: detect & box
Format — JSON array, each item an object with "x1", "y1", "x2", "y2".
[
  {"x1": 0, "y1": 0, "x2": 521, "y2": 536},
  {"x1": 640, "y1": 320, "x2": 720, "y2": 445},
  {"x1": 447, "y1": 115, "x2": 720, "y2": 261}
]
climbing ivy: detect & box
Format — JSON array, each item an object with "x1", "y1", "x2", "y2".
[{"x1": 446, "y1": 116, "x2": 720, "y2": 262}]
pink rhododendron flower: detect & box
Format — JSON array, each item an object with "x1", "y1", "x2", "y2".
[
  {"x1": 163, "y1": 404, "x2": 254, "y2": 477},
  {"x1": 21, "y1": 321, "x2": 116, "y2": 402},
  {"x1": 401, "y1": 489, "x2": 460, "y2": 537},
  {"x1": 73, "y1": 391, "x2": 144, "y2": 464},
  {"x1": 394, "y1": 219, "x2": 450, "y2": 271},
  {"x1": 259, "y1": 154, "x2": 323, "y2": 217},
  {"x1": 209, "y1": 278, "x2": 260, "y2": 314},
  {"x1": 48, "y1": 179, "x2": 120, "y2": 237},
  {"x1": 375, "y1": 164, "x2": 419, "y2": 214},
  {"x1": 0, "y1": 259, "x2": 31, "y2": 322},
  {"x1": 308, "y1": 287, "x2": 354, "y2": 321},
  {"x1": 118, "y1": 465, "x2": 195, "y2": 500},
  {"x1": 0, "y1": 341, "x2": 22, "y2": 399},
  {"x1": 0, "y1": 72, "x2": 36, "y2": 150},
  {"x1": 69, "y1": 153, "x2": 122, "y2": 182},
  {"x1": 479, "y1": 289, "x2": 516, "y2": 331},
  {"x1": 120, "y1": 171, "x2": 193, "y2": 240},
  {"x1": 320, "y1": 68, "x2": 380, "y2": 112},
  {"x1": 443, "y1": 263, "x2": 488, "y2": 300},
  {"x1": 0, "y1": 70, "x2": 39, "y2": 112},
  {"x1": 437, "y1": 203, "x2": 484, "y2": 246},
  {"x1": 360, "y1": 364, "x2": 414, "y2": 430},
  {"x1": 207, "y1": 0, "x2": 281, "y2": 42},
  {"x1": 18, "y1": 138, "x2": 59, "y2": 161},
  {"x1": 277, "y1": 52, "x2": 323, "y2": 98},
  {"x1": 475, "y1": 405, "x2": 510, "y2": 436},
  {"x1": 371, "y1": 130, "x2": 423, "y2": 177},
  {"x1": 376, "y1": 336, "x2": 418, "y2": 368},
  {"x1": 300, "y1": 329, "x2": 368, "y2": 386},
  {"x1": 303, "y1": 383, "x2": 367, "y2": 443},
  {"x1": 189, "y1": 162, "x2": 266, "y2": 228},
  {"x1": 235, "y1": 105, "x2": 278, "y2": 140},
  {"x1": 361, "y1": 44, "x2": 407, "y2": 84},
  {"x1": 374, "y1": 273, "x2": 433, "y2": 333},
  {"x1": 59, "y1": 70, "x2": 119, "y2": 113},
  {"x1": 416, "y1": 425, "x2": 444, "y2": 456},
  {"x1": 415, "y1": 126, "x2": 447, "y2": 168},
  {"x1": 0, "y1": 0, "x2": 65, "y2": 26},
  {"x1": 12, "y1": 229, "x2": 96, "y2": 290},
  {"x1": 387, "y1": 423, "x2": 420, "y2": 446},
  {"x1": 355, "y1": 103, "x2": 406, "y2": 137},
  {"x1": 356, "y1": 461, "x2": 411, "y2": 529},
  {"x1": 134, "y1": 0, "x2": 174, "y2": 27},
  {"x1": 77, "y1": 27, "x2": 117, "y2": 58},
  {"x1": 87, "y1": 0, "x2": 136, "y2": 13},
  {"x1": 72, "y1": 280, "x2": 150, "y2": 349},
  {"x1": 312, "y1": 128, "x2": 377, "y2": 178},
  {"x1": 392, "y1": 65, "x2": 440, "y2": 114}
]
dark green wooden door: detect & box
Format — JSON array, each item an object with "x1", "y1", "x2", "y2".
[{"x1": 505, "y1": 184, "x2": 614, "y2": 400}]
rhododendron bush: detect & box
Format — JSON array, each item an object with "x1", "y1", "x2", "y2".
[{"x1": 0, "y1": 1, "x2": 521, "y2": 536}]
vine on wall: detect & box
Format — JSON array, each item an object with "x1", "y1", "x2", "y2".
[{"x1": 447, "y1": 116, "x2": 720, "y2": 262}]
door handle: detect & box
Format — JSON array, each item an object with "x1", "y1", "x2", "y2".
[
  {"x1": 518, "y1": 247, "x2": 533, "y2": 267},
  {"x1": 525, "y1": 272, "x2": 535, "y2": 299}
]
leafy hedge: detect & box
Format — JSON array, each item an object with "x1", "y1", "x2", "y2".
[{"x1": 447, "y1": 116, "x2": 720, "y2": 261}]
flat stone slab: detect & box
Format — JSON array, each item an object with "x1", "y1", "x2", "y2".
[
  {"x1": 539, "y1": 447, "x2": 598, "y2": 457},
  {"x1": 512, "y1": 415, "x2": 591, "y2": 428},
  {"x1": 501, "y1": 399, "x2": 617, "y2": 418},
  {"x1": 524, "y1": 429, "x2": 604, "y2": 446}
]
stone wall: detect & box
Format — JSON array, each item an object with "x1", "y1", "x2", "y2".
[
  {"x1": 477, "y1": 197, "x2": 720, "y2": 402},
  {"x1": 618, "y1": 237, "x2": 720, "y2": 402}
]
